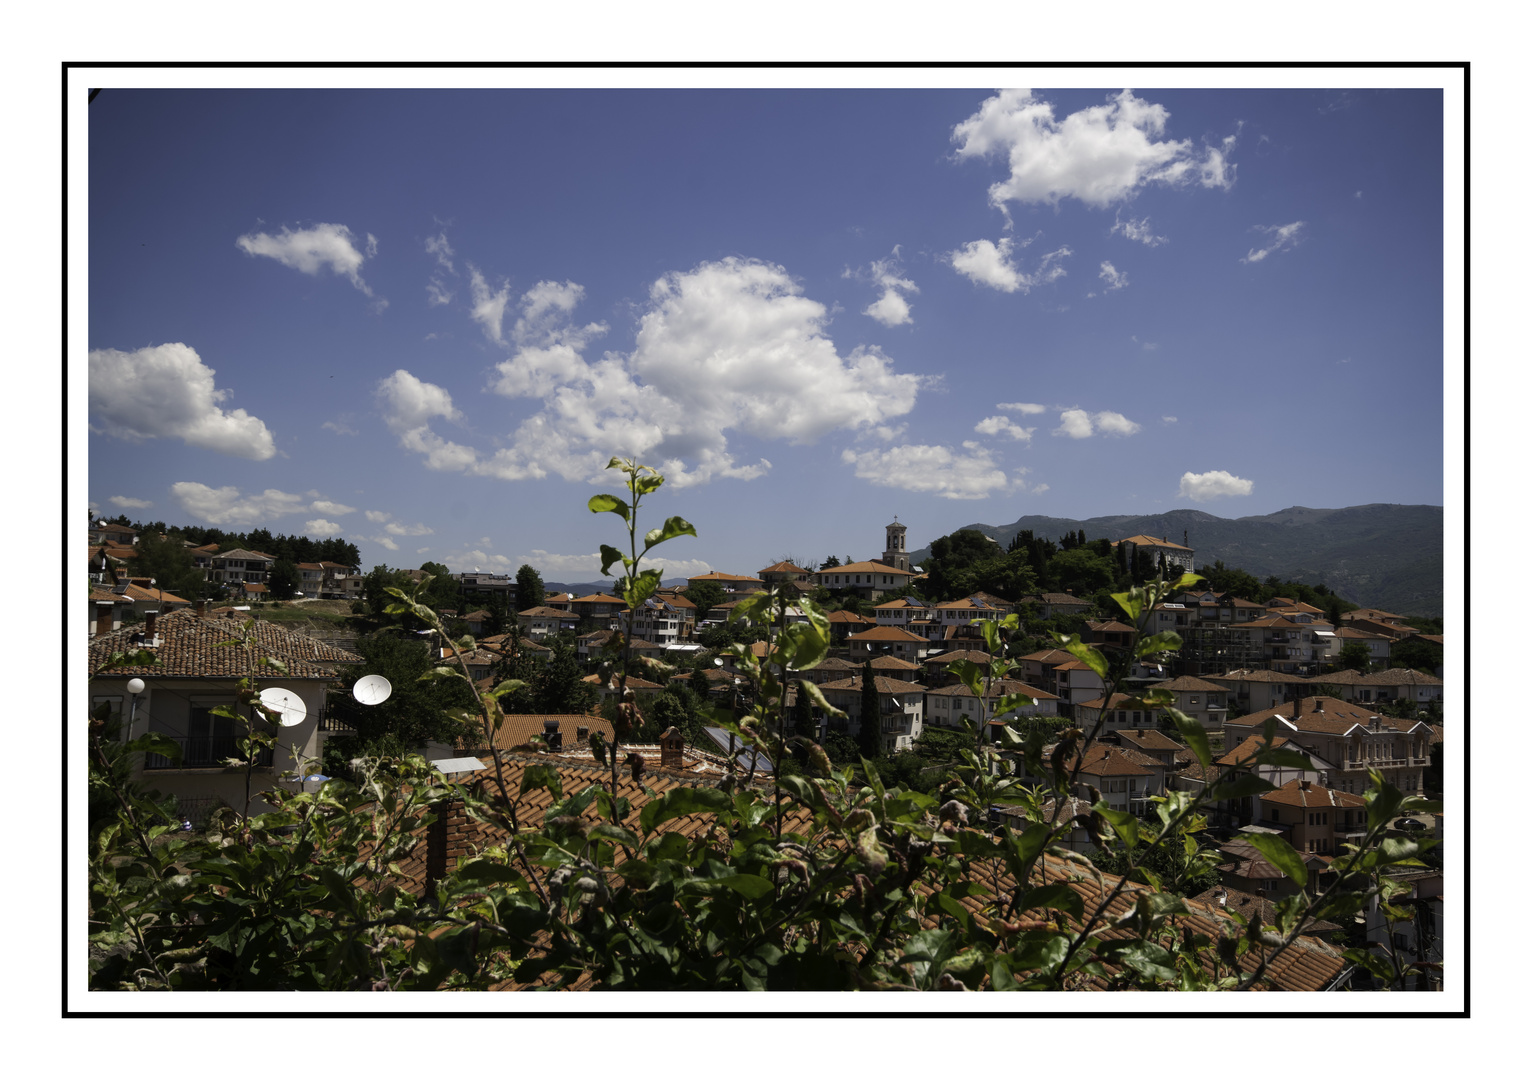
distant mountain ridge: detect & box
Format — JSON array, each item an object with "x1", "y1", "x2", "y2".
[{"x1": 908, "y1": 503, "x2": 1444, "y2": 617}]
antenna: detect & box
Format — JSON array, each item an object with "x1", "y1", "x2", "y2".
[
  {"x1": 258, "y1": 687, "x2": 309, "y2": 727},
  {"x1": 352, "y1": 674, "x2": 393, "y2": 705}
]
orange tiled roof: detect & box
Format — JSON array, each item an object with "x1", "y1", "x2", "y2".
[
  {"x1": 1260, "y1": 778, "x2": 1367, "y2": 809},
  {"x1": 87, "y1": 609, "x2": 362, "y2": 678}
]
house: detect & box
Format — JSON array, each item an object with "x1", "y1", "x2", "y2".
[
  {"x1": 923, "y1": 678, "x2": 1058, "y2": 736},
  {"x1": 1174, "y1": 732, "x2": 1333, "y2": 829},
  {"x1": 87, "y1": 609, "x2": 363, "y2": 823},
  {"x1": 1146, "y1": 675, "x2": 1230, "y2": 730},
  {"x1": 1257, "y1": 779, "x2": 1369, "y2": 856},
  {"x1": 845, "y1": 625, "x2": 930, "y2": 663},
  {"x1": 610, "y1": 595, "x2": 692, "y2": 645},
  {"x1": 1074, "y1": 692, "x2": 1160, "y2": 734},
  {"x1": 567, "y1": 592, "x2": 627, "y2": 624},
  {"x1": 89, "y1": 520, "x2": 139, "y2": 546},
  {"x1": 517, "y1": 605, "x2": 579, "y2": 641},
  {"x1": 686, "y1": 571, "x2": 765, "y2": 598},
  {"x1": 1222, "y1": 697, "x2": 1435, "y2": 797},
  {"x1": 1207, "y1": 668, "x2": 1312, "y2": 714},
  {"x1": 933, "y1": 595, "x2": 1011, "y2": 639},
  {"x1": 1049, "y1": 659, "x2": 1107, "y2": 707},
  {"x1": 209, "y1": 548, "x2": 277, "y2": 587},
  {"x1": 814, "y1": 674, "x2": 925, "y2": 752},
  {"x1": 89, "y1": 585, "x2": 134, "y2": 636},
  {"x1": 814, "y1": 560, "x2": 917, "y2": 602},
  {"x1": 1331, "y1": 625, "x2": 1393, "y2": 668},
  {"x1": 1012, "y1": 648, "x2": 1079, "y2": 694},
  {"x1": 757, "y1": 561, "x2": 815, "y2": 589},
  {"x1": 874, "y1": 595, "x2": 933, "y2": 629},
  {"x1": 1215, "y1": 833, "x2": 1330, "y2": 898},
  {"x1": 921, "y1": 648, "x2": 992, "y2": 686},
  {"x1": 1111, "y1": 534, "x2": 1195, "y2": 573},
  {"x1": 1064, "y1": 744, "x2": 1165, "y2": 815},
  {"x1": 824, "y1": 609, "x2": 877, "y2": 643},
  {"x1": 454, "y1": 571, "x2": 517, "y2": 603}
]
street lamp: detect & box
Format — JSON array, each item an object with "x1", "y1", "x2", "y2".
[{"x1": 126, "y1": 677, "x2": 145, "y2": 740}]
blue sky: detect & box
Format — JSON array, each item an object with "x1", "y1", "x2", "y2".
[{"x1": 84, "y1": 79, "x2": 1452, "y2": 584}]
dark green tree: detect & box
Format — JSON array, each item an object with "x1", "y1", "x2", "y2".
[
  {"x1": 1335, "y1": 642, "x2": 1374, "y2": 673},
  {"x1": 820, "y1": 555, "x2": 841, "y2": 569},
  {"x1": 130, "y1": 531, "x2": 207, "y2": 600},
  {"x1": 858, "y1": 660, "x2": 882, "y2": 760},
  {"x1": 684, "y1": 579, "x2": 726, "y2": 619},
  {"x1": 535, "y1": 641, "x2": 596, "y2": 715},
  {"x1": 327, "y1": 634, "x2": 476, "y2": 755},
  {"x1": 1389, "y1": 636, "x2": 1443, "y2": 675},
  {"x1": 268, "y1": 559, "x2": 300, "y2": 601},
  {"x1": 362, "y1": 565, "x2": 415, "y2": 620},
  {"x1": 516, "y1": 564, "x2": 546, "y2": 611},
  {"x1": 418, "y1": 562, "x2": 459, "y2": 611}
]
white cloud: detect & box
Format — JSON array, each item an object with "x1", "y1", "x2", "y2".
[
  {"x1": 840, "y1": 442, "x2": 1015, "y2": 500},
  {"x1": 1162, "y1": 416, "x2": 1179, "y2": 424},
  {"x1": 1179, "y1": 469, "x2": 1254, "y2": 501},
  {"x1": 1054, "y1": 409, "x2": 1095, "y2": 438},
  {"x1": 305, "y1": 518, "x2": 342, "y2": 534},
  {"x1": 850, "y1": 248, "x2": 919, "y2": 326},
  {"x1": 236, "y1": 222, "x2": 375, "y2": 296},
  {"x1": 425, "y1": 232, "x2": 455, "y2": 273},
  {"x1": 89, "y1": 343, "x2": 277, "y2": 460},
  {"x1": 365, "y1": 510, "x2": 391, "y2": 523},
  {"x1": 948, "y1": 238, "x2": 1071, "y2": 294},
  {"x1": 308, "y1": 499, "x2": 356, "y2": 516},
  {"x1": 997, "y1": 401, "x2": 1047, "y2": 414},
  {"x1": 1242, "y1": 221, "x2": 1306, "y2": 264},
  {"x1": 384, "y1": 521, "x2": 434, "y2": 537},
  {"x1": 109, "y1": 495, "x2": 153, "y2": 509},
  {"x1": 1098, "y1": 261, "x2": 1129, "y2": 292},
  {"x1": 1053, "y1": 409, "x2": 1140, "y2": 438},
  {"x1": 377, "y1": 369, "x2": 460, "y2": 432},
  {"x1": 466, "y1": 257, "x2": 922, "y2": 488},
  {"x1": 322, "y1": 419, "x2": 358, "y2": 436},
  {"x1": 1112, "y1": 214, "x2": 1167, "y2": 246},
  {"x1": 369, "y1": 535, "x2": 400, "y2": 551},
  {"x1": 426, "y1": 279, "x2": 453, "y2": 306},
  {"x1": 1094, "y1": 410, "x2": 1141, "y2": 436},
  {"x1": 170, "y1": 482, "x2": 308, "y2": 526},
  {"x1": 952, "y1": 89, "x2": 1239, "y2": 210},
  {"x1": 949, "y1": 238, "x2": 1023, "y2": 292},
  {"x1": 467, "y1": 266, "x2": 512, "y2": 344},
  {"x1": 974, "y1": 415, "x2": 1035, "y2": 441}
]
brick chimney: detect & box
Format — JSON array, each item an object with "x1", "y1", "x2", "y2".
[
  {"x1": 95, "y1": 607, "x2": 113, "y2": 637},
  {"x1": 426, "y1": 798, "x2": 472, "y2": 887},
  {"x1": 659, "y1": 726, "x2": 684, "y2": 770},
  {"x1": 144, "y1": 612, "x2": 157, "y2": 640}
]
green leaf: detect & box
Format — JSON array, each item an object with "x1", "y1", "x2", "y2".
[
  {"x1": 857, "y1": 826, "x2": 888, "y2": 873},
  {"x1": 1163, "y1": 707, "x2": 1212, "y2": 768},
  {"x1": 1092, "y1": 804, "x2": 1139, "y2": 851},
  {"x1": 949, "y1": 659, "x2": 986, "y2": 700},
  {"x1": 638, "y1": 786, "x2": 731, "y2": 835},
  {"x1": 1207, "y1": 773, "x2": 1276, "y2": 801},
  {"x1": 482, "y1": 679, "x2": 528, "y2": 701},
  {"x1": 1243, "y1": 832, "x2": 1308, "y2": 888},
  {"x1": 1135, "y1": 631, "x2": 1183, "y2": 657},
  {"x1": 796, "y1": 678, "x2": 847, "y2": 720},
  {"x1": 1110, "y1": 589, "x2": 1143, "y2": 622},
  {"x1": 643, "y1": 515, "x2": 697, "y2": 550},
  {"x1": 681, "y1": 872, "x2": 774, "y2": 899},
  {"x1": 598, "y1": 544, "x2": 628, "y2": 577},
  {"x1": 587, "y1": 493, "x2": 630, "y2": 522},
  {"x1": 1054, "y1": 634, "x2": 1108, "y2": 681},
  {"x1": 1015, "y1": 883, "x2": 1084, "y2": 922},
  {"x1": 518, "y1": 763, "x2": 563, "y2": 802}
]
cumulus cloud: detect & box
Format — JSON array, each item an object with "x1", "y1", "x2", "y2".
[
  {"x1": 1097, "y1": 261, "x2": 1129, "y2": 292},
  {"x1": 170, "y1": 482, "x2": 308, "y2": 526},
  {"x1": 384, "y1": 521, "x2": 434, "y2": 536},
  {"x1": 1242, "y1": 221, "x2": 1306, "y2": 264},
  {"x1": 974, "y1": 415, "x2": 1035, "y2": 441},
  {"x1": 840, "y1": 442, "x2": 1017, "y2": 500},
  {"x1": 322, "y1": 418, "x2": 358, "y2": 436},
  {"x1": 948, "y1": 237, "x2": 1071, "y2": 293},
  {"x1": 1162, "y1": 416, "x2": 1179, "y2": 424},
  {"x1": 467, "y1": 267, "x2": 512, "y2": 344},
  {"x1": 952, "y1": 89, "x2": 1239, "y2": 210},
  {"x1": 1112, "y1": 213, "x2": 1166, "y2": 246},
  {"x1": 369, "y1": 535, "x2": 400, "y2": 551},
  {"x1": 377, "y1": 370, "x2": 460, "y2": 432},
  {"x1": 236, "y1": 223, "x2": 376, "y2": 296},
  {"x1": 848, "y1": 248, "x2": 919, "y2": 327},
  {"x1": 1179, "y1": 469, "x2": 1254, "y2": 501},
  {"x1": 461, "y1": 257, "x2": 921, "y2": 488},
  {"x1": 1053, "y1": 409, "x2": 1141, "y2": 438},
  {"x1": 109, "y1": 495, "x2": 153, "y2": 509},
  {"x1": 305, "y1": 518, "x2": 342, "y2": 534},
  {"x1": 308, "y1": 498, "x2": 356, "y2": 516},
  {"x1": 997, "y1": 401, "x2": 1047, "y2": 414},
  {"x1": 89, "y1": 343, "x2": 277, "y2": 460}
]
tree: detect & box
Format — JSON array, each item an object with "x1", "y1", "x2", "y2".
[
  {"x1": 362, "y1": 564, "x2": 414, "y2": 620},
  {"x1": 534, "y1": 641, "x2": 596, "y2": 715},
  {"x1": 858, "y1": 660, "x2": 882, "y2": 759},
  {"x1": 820, "y1": 555, "x2": 841, "y2": 569},
  {"x1": 268, "y1": 559, "x2": 300, "y2": 601},
  {"x1": 1045, "y1": 547, "x2": 1116, "y2": 597},
  {"x1": 328, "y1": 633, "x2": 477, "y2": 756},
  {"x1": 516, "y1": 564, "x2": 546, "y2": 611},
  {"x1": 684, "y1": 579, "x2": 726, "y2": 619},
  {"x1": 1390, "y1": 635, "x2": 1443, "y2": 675},
  {"x1": 1336, "y1": 642, "x2": 1374, "y2": 673},
  {"x1": 418, "y1": 561, "x2": 459, "y2": 611},
  {"x1": 130, "y1": 531, "x2": 206, "y2": 600}
]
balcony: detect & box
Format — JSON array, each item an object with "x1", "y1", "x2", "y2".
[{"x1": 144, "y1": 736, "x2": 275, "y2": 770}]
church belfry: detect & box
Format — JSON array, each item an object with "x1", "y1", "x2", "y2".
[{"x1": 883, "y1": 517, "x2": 910, "y2": 572}]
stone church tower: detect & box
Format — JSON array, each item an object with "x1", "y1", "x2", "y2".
[{"x1": 882, "y1": 518, "x2": 910, "y2": 572}]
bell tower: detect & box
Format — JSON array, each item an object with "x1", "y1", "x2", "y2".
[{"x1": 883, "y1": 517, "x2": 910, "y2": 572}]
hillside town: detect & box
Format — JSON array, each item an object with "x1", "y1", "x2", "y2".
[{"x1": 86, "y1": 510, "x2": 1444, "y2": 992}]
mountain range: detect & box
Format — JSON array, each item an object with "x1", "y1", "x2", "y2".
[{"x1": 909, "y1": 503, "x2": 1444, "y2": 617}]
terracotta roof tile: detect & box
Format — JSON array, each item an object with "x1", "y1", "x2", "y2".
[{"x1": 87, "y1": 609, "x2": 362, "y2": 678}]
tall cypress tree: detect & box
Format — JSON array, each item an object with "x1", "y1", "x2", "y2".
[{"x1": 858, "y1": 659, "x2": 882, "y2": 759}]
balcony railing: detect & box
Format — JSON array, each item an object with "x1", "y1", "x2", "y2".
[{"x1": 144, "y1": 736, "x2": 275, "y2": 770}]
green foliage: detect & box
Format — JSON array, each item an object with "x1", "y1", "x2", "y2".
[
  {"x1": 268, "y1": 558, "x2": 300, "y2": 601},
  {"x1": 1336, "y1": 642, "x2": 1374, "y2": 674},
  {"x1": 515, "y1": 564, "x2": 545, "y2": 611},
  {"x1": 328, "y1": 633, "x2": 477, "y2": 753},
  {"x1": 129, "y1": 530, "x2": 208, "y2": 600},
  {"x1": 684, "y1": 579, "x2": 726, "y2": 619}
]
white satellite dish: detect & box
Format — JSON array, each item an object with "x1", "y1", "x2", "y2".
[
  {"x1": 258, "y1": 687, "x2": 309, "y2": 727},
  {"x1": 353, "y1": 674, "x2": 393, "y2": 706}
]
